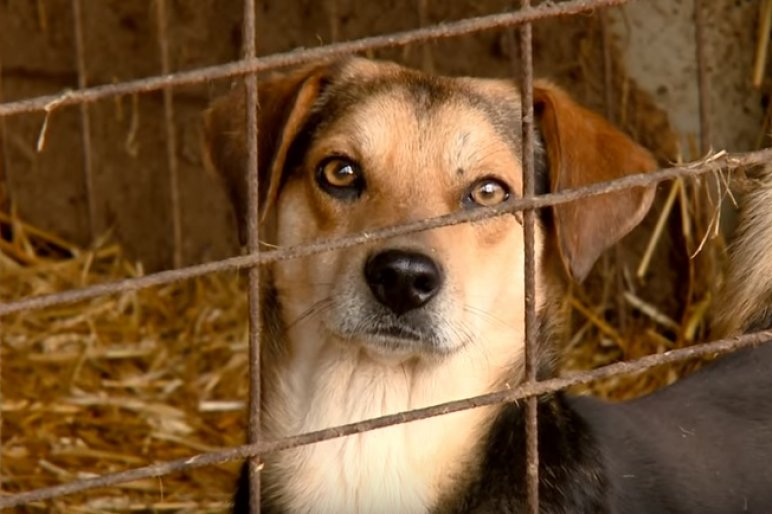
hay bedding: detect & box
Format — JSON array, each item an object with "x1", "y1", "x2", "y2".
[
  {"x1": 558, "y1": 172, "x2": 724, "y2": 401},
  {"x1": 1, "y1": 212, "x2": 248, "y2": 512},
  {"x1": 0, "y1": 195, "x2": 718, "y2": 512}
]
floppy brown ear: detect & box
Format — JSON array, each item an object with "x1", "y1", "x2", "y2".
[
  {"x1": 203, "y1": 63, "x2": 330, "y2": 241},
  {"x1": 534, "y1": 81, "x2": 658, "y2": 282}
]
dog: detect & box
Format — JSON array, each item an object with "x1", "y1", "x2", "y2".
[
  {"x1": 204, "y1": 58, "x2": 772, "y2": 513},
  {"x1": 713, "y1": 168, "x2": 772, "y2": 337}
]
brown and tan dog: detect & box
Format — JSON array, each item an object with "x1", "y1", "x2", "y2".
[{"x1": 204, "y1": 58, "x2": 772, "y2": 513}]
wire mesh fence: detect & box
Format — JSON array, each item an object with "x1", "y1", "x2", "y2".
[{"x1": 1, "y1": 0, "x2": 770, "y2": 511}]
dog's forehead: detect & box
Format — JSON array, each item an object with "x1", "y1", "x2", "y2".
[{"x1": 316, "y1": 59, "x2": 523, "y2": 150}]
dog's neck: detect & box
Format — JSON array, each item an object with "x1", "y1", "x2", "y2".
[{"x1": 261, "y1": 318, "x2": 524, "y2": 514}]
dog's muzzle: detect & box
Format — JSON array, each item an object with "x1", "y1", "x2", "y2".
[{"x1": 364, "y1": 250, "x2": 444, "y2": 316}]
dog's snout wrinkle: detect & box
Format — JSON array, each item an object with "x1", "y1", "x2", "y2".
[{"x1": 365, "y1": 250, "x2": 443, "y2": 316}]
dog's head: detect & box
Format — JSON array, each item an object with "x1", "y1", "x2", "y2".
[{"x1": 204, "y1": 58, "x2": 656, "y2": 364}]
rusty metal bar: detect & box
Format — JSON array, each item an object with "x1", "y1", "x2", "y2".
[
  {"x1": 599, "y1": 8, "x2": 629, "y2": 330},
  {"x1": 327, "y1": 0, "x2": 341, "y2": 43},
  {"x1": 0, "y1": 55, "x2": 4, "y2": 503},
  {"x1": 2, "y1": 328, "x2": 770, "y2": 509},
  {"x1": 241, "y1": 0, "x2": 263, "y2": 512},
  {"x1": 693, "y1": 0, "x2": 712, "y2": 154},
  {"x1": 0, "y1": 0, "x2": 628, "y2": 119},
  {"x1": 518, "y1": 0, "x2": 539, "y2": 511},
  {"x1": 600, "y1": 9, "x2": 615, "y2": 122},
  {"x1": 417, "y1": 0, "x2": 434, "y2": 72},
  {"x1": 1, "y1": 148, "x2": 770, "y2": 319},
  {"x1": 155, "y1": 0, "x2": 183, "y2": 269},
  {"x1": 0, "y1": 37, "x2": 7, "y2": 503},
  {"x1": 71, "y1": 0, "x2": 97, "y2": 243},
  {"x1": 0, "y1": 26, "x2": 10, "y2": 212}
]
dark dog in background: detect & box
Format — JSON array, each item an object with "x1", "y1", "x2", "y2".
[{"x1": 204, "y1": 58, "x2": 772, "y2": 513}]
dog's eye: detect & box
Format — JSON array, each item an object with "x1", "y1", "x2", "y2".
[
  {"x1": 316, "y1": 157, "x2": 365, "y2": 199},
  {"x1": 465, "y1": 178, "x2": 510, "y2": 207}
]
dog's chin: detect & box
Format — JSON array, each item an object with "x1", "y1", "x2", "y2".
[{"x1": 328, "y1": 324, "x2": 459, "y2": 364}]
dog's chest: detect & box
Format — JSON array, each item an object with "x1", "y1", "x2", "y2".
[
  {"x1": 264, "y1": 350, "x2": 492, "y2": 513},
  {"x1": 270, "y1": 428, "x2": 431, "y2": 514}
]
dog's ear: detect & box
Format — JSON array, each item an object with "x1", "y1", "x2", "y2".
[
  {"x1": 534, "y1": 81, "x2": 658, "y2": 282},
  {"x1": 203, "y1": 64, "x2": 330, "y2": 241}
]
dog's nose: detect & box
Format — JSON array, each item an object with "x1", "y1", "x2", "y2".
[{"x1": 365, "y1": 250, "x2": 443, "y2": 315}]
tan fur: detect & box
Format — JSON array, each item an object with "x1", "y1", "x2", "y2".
[
  {"x1": 203, "y1": 58, "x2": 657, "y2": 513},
  {"x1": 713, "y1": 169, "x2": 772, "y2": 336}
]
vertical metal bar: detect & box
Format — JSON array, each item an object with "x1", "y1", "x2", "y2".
[
  {"x1": 417, "y1": 0, "x2": 434, "y2": 72},
  {"x1": 518, "y1": 1, "x2": 539, "y2": 513},
  {"x1": 599, "y1": 9, "x2": 627, "y2": 330},
  {"x1": 0, "y1": 37, "x2": 11, "y2": 210},
  {"x1": 0, "y1": 55, "x2": 4, "y2": 495},
  {"x1": 0, "y1": 48, "x2": 4, "y2": 491},
  {"x1": 0, "y1": 35, "x2": 9, "y2": 499},
  {"x1": 155, "y1": 0, "x2": 183, "y2": 269},
  {"x1": 242, "y1": 0, "x2": 262, "y2": 513},
  {"x1": 693, "y1": 0, "x2": 712, "y2": 154},
  {"x1": 326, "y1": 0, "x2": 340, "y2": 43},
  {"x1": 599, "y1": 9, "x2": 614, "y2": 122},
  {"x1": 71, "y1": 0, "x2": 97, "y2": 243}
]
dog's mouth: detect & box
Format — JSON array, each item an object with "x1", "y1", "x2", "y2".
[
  {"x1": 357, "y1": 319, "x2": 433, "y2": 351},
  {"x1": 365, "y1": 323, "x2": 423, "y2": 342},
  {"x1": 360, "y1": 328, "x2": 448, "y2": 360},
  {"x1": 329, "y1": 311, "x2": 453, "y2": 359}
]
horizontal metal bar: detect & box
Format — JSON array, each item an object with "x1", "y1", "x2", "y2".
[
  {"x1": 0, "y1": 0, "x2": 626, "y2": 118},
  {"x1": 1, "y1": 148, "x2": 769, "y2": 318},
  {"x1": 2, "y1": 327, "x2": 770, "y2": 509}
]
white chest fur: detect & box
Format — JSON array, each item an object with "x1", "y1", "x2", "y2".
[{"x1": 263, "y1": 340, "x2": 503, "y2": 514}]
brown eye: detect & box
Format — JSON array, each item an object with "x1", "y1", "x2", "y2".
[
  {"x1": 316, "y1": 157, "x2": 365, "y2": 200},
  {"x1": 466, "y1": 178, "x2": 510, "y2": 207}
]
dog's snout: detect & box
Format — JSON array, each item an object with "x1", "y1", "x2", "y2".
[{"x1": 365, "y1": 250, "x2": 443, "y2": 315}]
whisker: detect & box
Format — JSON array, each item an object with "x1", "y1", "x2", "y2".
[
  {"x1": 463, "y1": 305, "x2": 519, "y2": 331},
  {"x1": 442, "y1": 315, "x2": 491, "y2": 368},
  {"x1": 274, "y1": 280, "x2": 336, "y2": 289},
  {"x1": 286, "y1": 297, "x2": 334, "y2": 331}
]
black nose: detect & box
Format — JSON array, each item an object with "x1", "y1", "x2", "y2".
[{"x1": 364, "y1": 250, "x2": 443, "y2": 316}]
